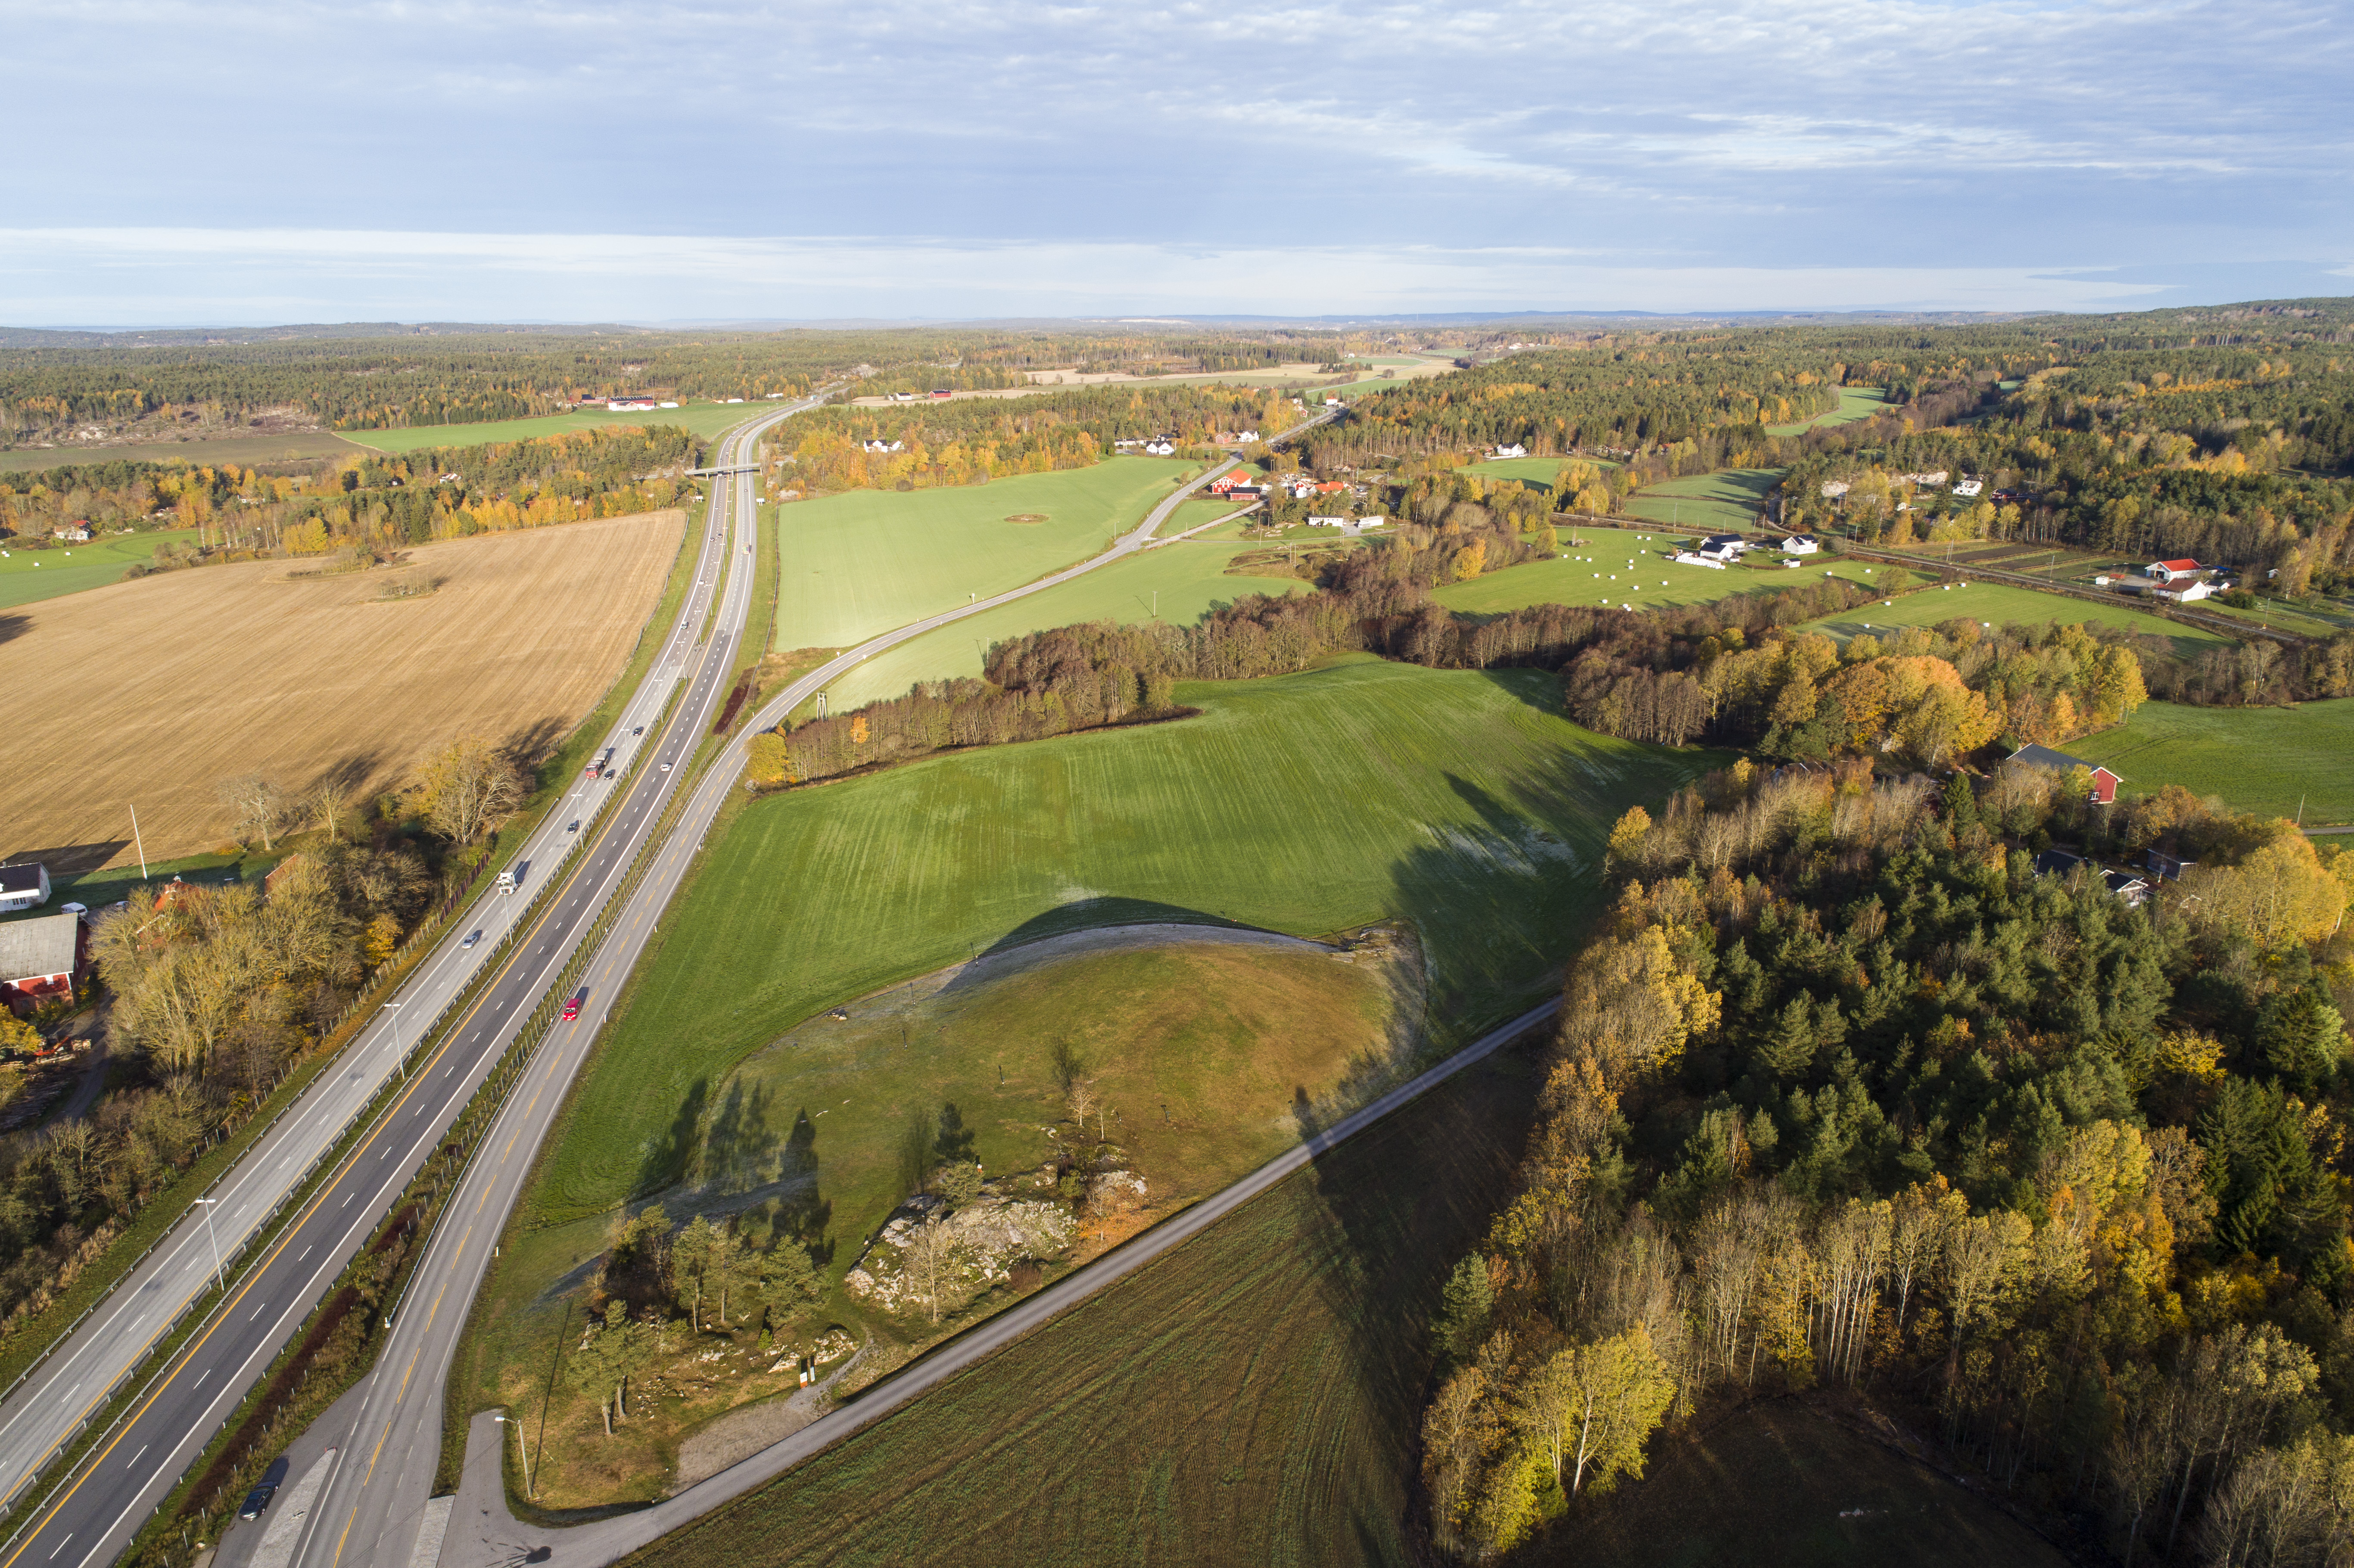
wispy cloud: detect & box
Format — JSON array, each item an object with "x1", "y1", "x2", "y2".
[{"x1": 2, "y1": 0, "x2": 2348, "y2": 320}]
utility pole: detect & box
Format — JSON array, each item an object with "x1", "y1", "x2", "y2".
[
  {"x1": 383, "y1": 1001, "x2": 407, "y2": 1081},
  {"x1": 130, "y1": 803, "x2": 148, "y2": 880}
]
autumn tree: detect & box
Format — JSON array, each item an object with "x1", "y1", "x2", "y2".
[{"x1": 416, "y1": 734, "x2": 523, "y2": 843}]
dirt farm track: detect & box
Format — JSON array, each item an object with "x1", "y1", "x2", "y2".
[{"x1": 0, "y1": 511, "x2": 685, "y2": 872}]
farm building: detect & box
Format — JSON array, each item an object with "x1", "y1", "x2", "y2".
[
  {"x1": 606, "y1": 396, "x2": 659, "y2": 411},
  {"x1": 1144, "y1": 440, "x2": 1175, "y2": 456},
  {"x1": 1697, "y1": 534, "x2": 1749, "y2": 561},
  {"x1": 2009, "y1": 743, "x2": 2121, "y2": 804},
  {"x1": 1671, "y1": 551, "x2": 1728, "y2": 570},
  {"x1": 1778, "y1": 534, "x2": 1820, "y2": 554},
  {"x1": 1492, "y1": 443, "x2": 1528, "y2": 459},
  {"x1": 1952, "y1": 479, "x2": 1984, "y2": 498},
  {"x1": 53, "y1": 524, "x2": 91, "y2": 542},
  {"x1": 0, "y1": 864, "x2": 50, "y2": 912},
  {"x1": 0, "y1": 911, "x2": 83, "y2": 1015},
  {"x1": 2147, "y1": 558, "x2": 2203, "y2": 583},
  {"x1": 1209, "y1": 471, "x2": 1254, "y2": 495},
  {"x1": 2147, "y1": 844, "x2": 2197, "y2": 882}
]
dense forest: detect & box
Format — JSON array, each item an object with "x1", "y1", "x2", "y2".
[
  {"x1": 0, "y1": 424, "x2": 701, "y2": 558},
  {"x1": 0, "y1": 326, "x2": 1368, "y2": 443},
  {"x1": 1419, "y1": 752, "x2": 2354, "y2": 1564}
]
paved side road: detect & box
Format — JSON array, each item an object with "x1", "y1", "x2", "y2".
[
  {"x1": 0, "y1": 395, "x2": 822, "y2": 1568},
  {"x1": 440, "y1": 996, "x2": 1565, "y2": 1568}
]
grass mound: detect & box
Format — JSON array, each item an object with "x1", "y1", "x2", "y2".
[
  {"x1": 526, "y1": 656, "x2": 1719, "y2": 1236},
  {"x1": 1001, "y1": 512, "x2": 1049, "y2": 524},
  {"x1": 469, "y1": 932, "x2": 1418, "y2": 1507},
  {"x1": 616, "y1": 1038, "x2": 1543, "y2": 1568}
]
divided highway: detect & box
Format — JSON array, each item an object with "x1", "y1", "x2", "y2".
[
  {"x1": 0, "y1": 394, "x2": 821, "y2": 1568},
  {"x1": 0, "y1": 401, "x2": 1338, "y2": 1568},
  {"x1": 272, "y1": 411, "x2": 1339, "y2": 1568}
]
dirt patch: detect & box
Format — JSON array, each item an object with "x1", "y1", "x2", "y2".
[
  {"x1": 0, "y1": 511, "x2": 684, "y2": 866},
  {"x1": 1001, "y1": 513, "x2": 1048, "y2": 524}
]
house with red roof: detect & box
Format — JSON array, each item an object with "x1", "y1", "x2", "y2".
[{"x1": 2146, "y1": 558, "x2": 2203, "y2": 583}]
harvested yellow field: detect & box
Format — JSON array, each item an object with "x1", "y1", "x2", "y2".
[{"x1": 0, "y1": 512, "x2": 685, "y2": 870}]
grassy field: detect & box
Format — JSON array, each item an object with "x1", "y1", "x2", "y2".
[
  {"x1": 338, "y1": 402, "x2": 779, "y2": 454},
  {"x1": 1765, "y1": 385, "x2": 1892, "y2": 436},
  {"x1": 2071, "y1": 700, "x2": 2354, "y2": 824},
  {"x1": 1624, "y1": 467, "x2": 1783, "y2": 534},
  {"x1": 0, "y1": 511, "x2": 684, "y2": 868},
  {"x1": 470, "y1": 936, "x2": 1421, "y2": 1506},
  {"x1": 615, "y1": 1035, "x2": 1543, "y2": 1568},
  {"x1": 1434, "y1": 550, "x2": 1900, "y2": 618},
  {"x1": 775, "y1": 458, "x2": 1203, "y2": 653},
  {"x1": 1464, "y1": 454, "x2": 1620, "y2": 492},
  {"x1": 0, "y1": 431, "x2": 369, "y2": 475},
  {"x1": 1794, "y1": 579, "x2": 2236, "y2": 657},
  {"x1": 822, "y1": 538, "x2": 1303, "y2": 709},
  {"x1": 525, "y1": 656, "x2": 1721, "y2": 1238},
  {"x1": 0, "y1": 529, "x2": 198, "y2": 610}
]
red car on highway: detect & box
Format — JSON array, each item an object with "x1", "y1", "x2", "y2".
[{"x1": 561, "y1": 993, "x2": 583, "y2": 1022}]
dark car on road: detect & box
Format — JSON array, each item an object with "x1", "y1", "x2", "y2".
[{"x1": 239, "y1": 1482, "x2": 277, "y2": 1520}]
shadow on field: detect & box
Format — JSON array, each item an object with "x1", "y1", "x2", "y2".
[
  {"x1": 935, "y1": 897, "x2": 1267, "y2": 999},
  {"x1": 1292, "y1": 1030, "x2": 1547, "y2": 1555},
  {"x1": 0, "y1": 612, "x2": 27, "y2": 646},
  {"x1": 3, "y1": 838, "x2": 131, "y2": 877}
]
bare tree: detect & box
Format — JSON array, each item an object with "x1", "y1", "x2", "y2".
[
  {"x1": 904, "y1": 1211, "x2": 958, "y2": 1326},
  {"x1": 308, "y1": 776, "x2": 355, "y2": 843},
  {"x1": 217, "y1": 774, "x2": 287, "y2": 850}
]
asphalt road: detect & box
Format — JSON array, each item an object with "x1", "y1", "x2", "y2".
[
  {"x1": 439, "y1": 997, "x2": 1563, "y2": 1568},
  {"x1": 271, "y1": 415, "x2": 1339, "y2": 1568},
  {"x1": 6, "y1": 405, "x2": 1339, "y2": 1568},
  {"x1": 0, "y1": 394, "x2": 822, "y2": 1568}
]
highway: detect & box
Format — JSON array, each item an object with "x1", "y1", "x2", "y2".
[
  {"x1": 0, "y1": 392, "x2": 822, "y2": 1568},
  {"x1": 0, "y1": 402, "x2": 1337, "y2": 1568}
]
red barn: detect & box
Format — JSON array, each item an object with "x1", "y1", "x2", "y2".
[
  {"x1": 2009, "y1": 743, "x2": 2121, "y2": 804},
  {"x1": 0, "y1": 913, "x2": 84, "y2": 1016}
]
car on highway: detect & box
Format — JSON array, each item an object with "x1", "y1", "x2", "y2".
[
  {"x1": 239, "y1": 1482, "x2": 277, "y2": 1520},
  {"x1": 462, "y1": 929, "x2": 482, "y2": 949},
  {"x1": 568, "y1": 820, "x2": 580, "y2": 834},
  {"x1": 660, "y1": 761, "x2": 672, "y2": 772},
  {"x1": 632, "y1": 725, "x2": 644, "y2": 736},
  {"x1": 561, "y1": 993, "x2": 583, "y2": 1022}
]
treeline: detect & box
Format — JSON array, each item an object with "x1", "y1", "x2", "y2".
[
  {"x1": 752, "y1": 524, "x2": 1865, "y2": 783},
  {"x1": 775, "y1": 382, "x2": 1305, "y2": 493},
  {"x1": 279, "y1": 426, "x2": 701, "y2": 552},
  {"x1": 1422, "y1": 754, "x2": 2354, "y2": 1561},
  {"x1": 0, "y1": 426, "x2": 702, "y2": 555},
  {"x1": 1781, "y1": 353, "x2": 2354, "y2": 592}
]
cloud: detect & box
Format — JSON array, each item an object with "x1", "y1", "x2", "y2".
[
  {"x1": 3, "y1": 0, "x2": 2348, "y2": 318},
  {"x1": 0, "y1": 227, "x2": 2204, "y2": 324}
]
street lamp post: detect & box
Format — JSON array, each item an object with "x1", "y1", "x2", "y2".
[
  {"x1": 383, "y1": 1001, "x2": 407, "y2": 1082},
  {"x1": 192, "y1": 1197, "x2": 226, "y2": 1296}
]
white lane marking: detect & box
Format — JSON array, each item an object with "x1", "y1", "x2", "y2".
[
  {"x1": 299, "y1": 1247, "x2": 312, "y2": 1261},
  {"x1": 48, "y1": 1533, "x2": 71, "y2": 1558}
]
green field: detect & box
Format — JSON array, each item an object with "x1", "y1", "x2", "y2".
[
  {"x1": 0, "y1": 432, "x2": 370, "y2": 475},
  {"x1": 1796, "y1": 579, "x2": 2236, "y2": 657},
  {"x1": 1766, "y1": 385, "x2": 1892, "y2": 436},
  {"x1": 824, "y1": 538, "x2": 1303, "y2": 709},
  {"x1": 525, "y1": 656, "x2": 1720, "y2": 1235},
  {"x1": 1464, "y1": 454, "x2": 1622, "y2": 492},
  {"x1": 1623, "y1": 467, "x2": 1783, "y2": 534},
  {"x1": 336, "y1": 401, "x2": 785, "y2": 455},
  {"x1": 1434, "y1": 550, "x2": 1897, "y2": 618},
  {"x1": 775, "y1": 458, "x2": 1203, "y2": 653},
  {"x1": 0, "y1": 530, "x2": 199, "y2": 611},
  {"x1": 616, "y1": 1035, "x2": 1541, "y2": 1568},
  {"x1": 2071, "y1": 700, "x2": 2354, "y2": 825}
]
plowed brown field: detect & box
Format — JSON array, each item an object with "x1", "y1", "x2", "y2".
[{"x1": 0, "y1": 511, "x2": 685, "y2": 871}]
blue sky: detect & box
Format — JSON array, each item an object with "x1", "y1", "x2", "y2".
[{"x1": 3, "y1": 0, "x2": 2349, "y2": 324}]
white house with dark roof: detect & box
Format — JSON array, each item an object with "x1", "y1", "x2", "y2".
[{"x1": 0, "y1": 863, "x2": 49, "y2": 913}]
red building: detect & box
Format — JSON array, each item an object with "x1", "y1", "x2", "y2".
[{"x1": 0, "y1": 913, "x2": 85, "y2": 1016}]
